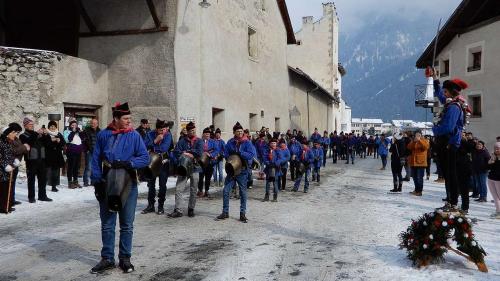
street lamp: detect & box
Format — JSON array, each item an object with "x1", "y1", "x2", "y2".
[{"x1": 199, "y1": 0, "x2": 211, "y2": 8}]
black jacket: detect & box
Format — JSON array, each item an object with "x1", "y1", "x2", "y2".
[
  {"x1": 45, "y1": 132, "x2": 66, "y2": 168},
  {"x1": 488, "y1": 158, "x2": 500, "y2": 181},
  {"x1": 390, "y1": 139, "x2": 406, "y2": 161},
  {"x1": 472, "y1": 148, "x2": 491, "y2": 174},
  {"x1": 457, "y1": 139, "x2": 475, "y2": 176},
  {"x1": 19, "y1": 130, "x2": 51, "y2": 164}
]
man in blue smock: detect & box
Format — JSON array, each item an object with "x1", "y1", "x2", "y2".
[
  {"x1": 432, "y1": 69, "x2": 469, "y2": 212},
  {"x1": 216, "y1": 122, "x2": 256, "y2": 223},
  {"x1": 141, "y1": 119, "x2": 173, "y2": 215},
  {"x1": 90, "y1": 102, "x2": 149, "y2": 274}
]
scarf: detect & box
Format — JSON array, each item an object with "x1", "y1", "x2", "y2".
[
  {"x1": 301, "y1": 147, "x2": 309, "y2": 161},
  {"x1": 48, "y1": 130, "x2": 59, "y2": 137},
  {"x1": 268, "y1": 148, "x2": 275, "y2": 161},
  {"x1": 107, "y1": 121, "x2": 134, "y2": 135}
]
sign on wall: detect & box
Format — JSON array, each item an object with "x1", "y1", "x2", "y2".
[{"x1": 180, "y1": 117, "x2": 196, "y2": 129}]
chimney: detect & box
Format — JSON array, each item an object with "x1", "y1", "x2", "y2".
[{"x1": 302, "y1": 16, "x2": 314, "y2": 25}]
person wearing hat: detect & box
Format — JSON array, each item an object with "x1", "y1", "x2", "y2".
[
  {"x1": 345, "y1": 133, "x2": 356, "y2": 165},
  {"x1": 320, "y1": 131, "x2": 330, "y2": 167},
  {"x1": 90, "y1": 102, "x2": 149, "y2": 274},
  {"x1": 288, "y1": 135, "x2": 301, "y2": 181},
  {"x1": 212, "y1": 128, "x2": 226, "y2": 187},
  {"x1": 389, "y1": 133, "x2": 407, "y2": 193},
  {"x1": 169, "y1": 121, "x2": 203, "y2": 218},
  {"x1": 135, "y1": 119, "x2": 151, "y2": 141},
  {"x1": 310, "y1": 128, "x2": 321, "y2": 144},
  {"x1": 262, "y1": 138, "x2": 283, "y2": 202},
  {"x1": 66, "y1": 119, "x2": 86, "y2": 189},
  {"x1": 0, "y1": 125, "x2": 23, "y2": 213},
  {"x1": 292, "y1": 140, "x2": 314, "y2": 193},
  {"x1": 431, "y1": 68, "x2": 470, "y2": 212},
  {"x1": 20, "y1": 117, "x2": 53, "y2": 203},
  {"x1": 198, "y1": 127, "x2": 217, "y2": 198},
  {"x1": 142, "y1": 119, "x2": 174, "y2": 215},
  {"x1": 330, "y1": 131, "x2": 340, "y2": 164},
  {"x1": 311, "y1": 140, "x2": 324, "y2": 183},
  {"x1": 45, "y1": 120, "x2": 66, "y2": 192},
  {"x1": 255, "y1": 132, "x2": 268, "y2": 180},
  {"x1": 5, "y1": 123, "x2": 26, "y2": 207},
  {"x1": 216, "y1": 122, "x2": 256, "y2": 223},
  {"x1": 277, "y1": 139, "x2": 291, "y2": 191}
]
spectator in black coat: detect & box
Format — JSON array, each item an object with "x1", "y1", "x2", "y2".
[
  {"x1": 45, "y1": 121, "x2": 66, "y2": 192},
  {"x1": 472, "y1": 141, "x2": 491, "y2": 202}
]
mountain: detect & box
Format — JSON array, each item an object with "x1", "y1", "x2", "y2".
[{"x1": 340, "y1": 14, "x2": 440, "y2": 122}]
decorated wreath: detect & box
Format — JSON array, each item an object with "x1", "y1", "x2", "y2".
[{"x1": 399, "y1": 211, "x2": 487, "y2": 272}]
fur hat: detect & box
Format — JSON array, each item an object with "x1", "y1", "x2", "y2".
[
  {"x1": 233, "y1": 121, "x2": 243, "y2": 131},
  {"x1": 1, "y1": 122, "x2": 22, "y2": 138},
  {"x1": 215, "y1": 128, "x2": 221, "y2": 134},
  {"x1": 186, "y1": 122, "x2": 196, "y2": 131},
  {"x1": 140, "y1": 119, "x2": 149, "y2": 124},
  {"x1": 269, "y1": 138, "x2": 278, "y2": 143},
  {"x1": 156, "y1": 119, "x2": 167, "y2": 129},
  {"x1": 203, "y1": 127, "x2": 211, "y2": 134},
  {"x1": 112, "y1": 102, "x2": 131, "y2": 118}
]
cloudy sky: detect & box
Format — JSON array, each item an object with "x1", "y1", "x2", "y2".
[{"x1": 286, "y1": 0, "x2": 462, "y2": 33}]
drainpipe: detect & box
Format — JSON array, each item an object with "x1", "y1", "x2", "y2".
[{"x1": 307, "y1": 86, "x2": 320, "y2": 136}]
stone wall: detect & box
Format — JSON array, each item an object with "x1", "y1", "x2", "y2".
[{"x1": 0, "y1": 47, "x2": 109, "y2": 128}]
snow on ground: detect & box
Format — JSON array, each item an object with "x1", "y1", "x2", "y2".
[{"x1": 0, "y1": 157, "x2": 499, "y2": 281}]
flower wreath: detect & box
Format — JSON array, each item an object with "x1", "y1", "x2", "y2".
[{"x1": 399, "y1": 211, "x2": 487, "y2": 272}]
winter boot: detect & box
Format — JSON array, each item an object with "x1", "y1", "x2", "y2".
[
  {"x1": 51, "y1": 186, "x2": 59, "y2": 192},
  {"x1": 141, "y1": 203, "x2": 155, "y2": 214},
  {"x1": 188, "y1": 208, "x2": 195, "y2": 217},
  {"x1": 272, "y1": 193, "x2": 278, "y2": 202},
  {"x1": 216, "y1": 212, "x2": 229, "y2": 220},
  {"x1": 156, "y1": 202, "x2": 165, "y2": 215},
  {"x1": 68, "y1": 182, "x2": 76, "y2": 189},
  {"x1": 262, "y1": 193, "x2": 270, "y2": 202},
  {"x1": 90, "y1": 258, "x2": 115, "y2": 274},
  {"x1": 118, "y1": 257, "x2": 135, "y2": 273},
  {"x1": 389, "y1": 183, "x2": 398, "y2": 193},
  {"x1": 240, "y1": 212, "x2": 248, "y2": 223},
  {"x1": 167, "y1": 209, "x2": 183, "y2": 218},
  {"x1": 317, "y1": 175, "x2": 320, "y2": 183},
  {"x1": 312, "y1": 175, "x2": 316, "y2": 181},
  {"x1": 74, "y1": 181, "x2": 82, "y2": 188},
  {"x1": 397, "y1": 183, "x2": 402, "y2": 192}
]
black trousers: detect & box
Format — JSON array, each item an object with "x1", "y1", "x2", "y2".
[
  {"x1": 426, "y1": 158, "x2": 431, "y2": 177},
  {"x1": 26, "y1": 161, "x2": 47, "y2": 200},
  {"x1": 198, "y1": 165, "x2": 214, "y2": 193},
  {"x1": 290, "y1": 160, "x2": 297, "y2": 180},
  {"x1": 0, "y1": 180, "x2": 12, "y2": 213},
  {"x1": 280, "y1": 167, "x2": 287, "y2": 190},
  {"x1": 391, "y1": 160, "x2": 403, "y2": 186},
  {"x1": 457, "y1": 171, "x2": 470, "y2": 211},
  {"x1": 67, "y1": 152, "x2": 81, "y2": 182},
  {"x1": 442, "y1": 145, "x2": 459, "y2": 206}
]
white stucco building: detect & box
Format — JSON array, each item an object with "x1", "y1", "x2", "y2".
[
  {"x1": 416, "y1": 0, "x2": 500, "y2": 149},
  {"x1": 287, "y1": 2, "x2": 350, "y2": 134},
  {"x1": 351, "y1": 118, "x2": 384, "y2": 135}
]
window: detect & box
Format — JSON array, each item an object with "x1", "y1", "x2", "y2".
[
  {"x1": 466, "y1": 42, "x2": 484, "y2": 73},
  {"x1": 249, "y1": 113, "x2": 258, "y2": 132},
  {"x1": 275, "y1": 117, "x2": 280, "y2": 132},
  {"x1": 212, "y1": 108, "x2": 225, "y2": 131},
  {"x1": 441, "y1": 60, "x2": 450, "y2": 77},
  {"x1": 248, "y1": 26, "x2": 258, "y2": 59},
  {"x1": 469, "y1": 95, "x2": 482, "y2": 118}
]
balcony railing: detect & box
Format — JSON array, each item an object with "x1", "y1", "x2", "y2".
[{"x1": 414, "y1": 84, "x2": 435, "y2": 108}]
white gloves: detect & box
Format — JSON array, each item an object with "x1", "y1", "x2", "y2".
[
  {"x1": 5, "y1": 165, "x2": 13, "y2": 173},
  {"x1": 13, "y1": 158, "x2": 21, "y2": 167}
]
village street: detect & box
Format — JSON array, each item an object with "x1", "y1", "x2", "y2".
[{"x1": 1, "y1": 158, "x2": 499, "y2": 281}]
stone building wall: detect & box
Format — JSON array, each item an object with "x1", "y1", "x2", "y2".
[
  {"x1": 78, "y1": 0, "x2": 178, "y2": 129},
  {"x1": 0, "y1": 47, "x2": 109, "y2": 128}
]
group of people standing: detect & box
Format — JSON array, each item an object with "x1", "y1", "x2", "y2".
[{"x1": 0, "y1": 116, "x2": 102, "y2": 214}]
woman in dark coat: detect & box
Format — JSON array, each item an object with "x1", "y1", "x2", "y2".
[
  {"x1": 46, "y1": 121, "x2": 66, "y2": 192},
  {"x1": 389, "y1": 133, "x2": 406, "y2": 193},
  {"x1": 1, "y1": 125, "x2": 21, "y2": 213}
]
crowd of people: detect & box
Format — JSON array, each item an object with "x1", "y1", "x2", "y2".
[{"x1": 1, "y1": 83, "x2": 499, "y2": 274}]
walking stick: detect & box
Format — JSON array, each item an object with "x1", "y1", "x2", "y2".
[{"x1": 5, "y1": 170, "x2": 13, "y2": 214}]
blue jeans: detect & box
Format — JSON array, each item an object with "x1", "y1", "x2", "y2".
[
  {"x1": 473, "y1": 172, "x2": 488, "y2": 199},
  {"x1": 411, "y1": 167, "x2": 425, "y2": 192},
  {"x1": 212, "y1": 161, "x2": 224, "y2": 183},
  {"x1": 265, "y1": 178, "x2": 279, "y2": 194},
  {"x1": 83, "y1": 151, "x2": 92, "y2": 185},
  {"x1": 223, "y1": 170, "x2": 248, "y2": 213},
  {"x1": 346, "y1": 150, "x2": 355, "y2": 163},
  {"x1": 294, "y1": 168, "x2": 310, "y2": 191},
  {"x1": 381, "y1": 155, "x2": 388, "y2": 168},
  {"x1": 99, "y1": 184, "x2": 138, "y2": 260}
]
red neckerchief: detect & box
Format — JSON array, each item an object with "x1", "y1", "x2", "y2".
[
  {"x1": 107, "y1": 122, "x2": 133, "y2": 135},
  {"x1": 154, "y1": 130, "x2": 170, "y2": 145},
  {"x1": 235, "y1": 135, "x2": 249, "y2": 150},
  {"x1": 203, "y1": 138, "x2": 209, "y2": 151},
  {"x1": 301, "y1": 147, "x2": 309, "y2": 160},
  {"x1": 268, "y1": 147, "x2": 276, "y2": 160},
  {"x1": 187, "y1": 135, "x2": 199, "y2": 148}
]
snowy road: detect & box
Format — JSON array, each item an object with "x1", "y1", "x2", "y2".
[{"x1": 1, "y1": 157, "x2": 499, "y2": 281}]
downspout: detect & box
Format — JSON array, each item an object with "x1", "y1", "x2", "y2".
[{"x1": 307, "y1": 85, "x2": 320, "y2": 136}]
